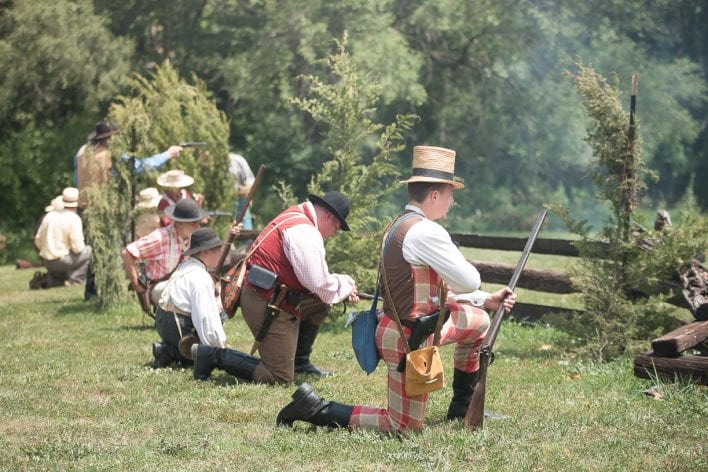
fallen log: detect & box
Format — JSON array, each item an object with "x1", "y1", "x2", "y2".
[
  {"x1": 470, "y1": 261, "x2": 575, "y2": 294},
  {"x1": 633, "y1": 353, "x2": 708, "y2": 385},
  {"x1": 509, "y1": 302, "x2": 581, "y2": 322},
  {"x1": 451, "y1": 234, "x2": 607, "y2": 257},
  {"x1": 651, "y1": 320, "x2": 708, "y2": 357}
]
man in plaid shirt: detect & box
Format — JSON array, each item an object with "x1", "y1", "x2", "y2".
[
  {"x1": 277, "y1": 146, "x2": 517, "y2": 433},
  {"x1": 122, "y1": 199, "x2": 207, "y2": 309}
]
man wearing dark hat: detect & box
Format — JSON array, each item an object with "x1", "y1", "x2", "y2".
[
  {"x1": 152, "y1": 228, "x2": 230, "y2": 367},
  {"x1": 277, "y1": 146, "x2": 517, "y2": 433},
  {"x1": 121, "y1": 199, "x2": 208, "y2": 330},
  {"x1": 73, "y1": 120, "x2": 184, "y2": 210},
  {"x1": 191, "y1": 191, "x2": 359, "y2": 384}
]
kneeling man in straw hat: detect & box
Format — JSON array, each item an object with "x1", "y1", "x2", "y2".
[
  {"x1": 277, "y1": 146, "x2": 517, "y2": 432},
  {"x1": 34, "y1": 187, "x2": 92, "y2": 288}
]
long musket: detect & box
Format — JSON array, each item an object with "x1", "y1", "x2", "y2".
[
  {"x1": 214, "y1": 164, "x2": 266, "y2": 275},
  {"x1": 464, "y1": 209, "x2": 548, "y2": 429}
]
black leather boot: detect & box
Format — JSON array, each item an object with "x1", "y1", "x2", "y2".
[
  {"x1": 277, "y1": 383, "x2": 353, "y2": 428},
  {"x1": 192, "y1": 344, "x2": 259, "y2": 381},
  {"x1": 152, "y1": 342, "x2": 178, "y2": 368},
  {"x1": 446, "y1": 369, "x2": 480, "y2": 420},
  {"x1": 294, "y1": 321, "x2": 333, "y2": 376}
]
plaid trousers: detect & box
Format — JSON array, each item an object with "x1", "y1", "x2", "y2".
[{"x1": 349, "y1": 266, "x2": 490, "y2": 433}]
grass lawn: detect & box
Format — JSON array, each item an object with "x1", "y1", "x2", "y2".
[{"x1": 0, "y1": 264, "x2": 705, "y2": 471}]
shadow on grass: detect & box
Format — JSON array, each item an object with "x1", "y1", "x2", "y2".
[
  {"x1": 55, "y1": 301, "x2": 97, "y2": 316},
  {"x1": 118, "y1": 324, "x2": 155, "y2": 332}
]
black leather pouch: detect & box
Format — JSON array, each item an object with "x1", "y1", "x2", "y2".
[{"x1": 246, "y1": 264, "x2": 278, "y2": 291}]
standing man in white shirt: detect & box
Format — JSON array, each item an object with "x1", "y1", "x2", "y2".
[
  {"x1": 228, "y1": 152, "x2": 255, "y2": 230},
  {"x1": 153, "y1": 228, "x2": 229, "y2": 368},
  {"x1": 34, "y1": 187, "x2": 92, "y2": 288},
  {"x1": 191, "y1": 191, "x2": 359, "y2": 384},
  {"x1": 277, "y1": 146, "x2": 517, "y2": 432}
]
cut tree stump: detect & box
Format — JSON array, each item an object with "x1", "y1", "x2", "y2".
[
  {"x1": 633, "y1": 353, "x2": 708, "y2": 385},
  {"x1": 651, "y1": 320, "x2": 708, "y2": 357}
]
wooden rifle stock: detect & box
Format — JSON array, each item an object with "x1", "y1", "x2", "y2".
[
  {"x1": 464, "y1": 209, "x2": 548, "y2": 429},
  {"x1": 214, "y1": 164, "x2": 266, "y2": 275}
]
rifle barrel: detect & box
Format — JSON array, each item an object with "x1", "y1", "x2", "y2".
[
  {"x1": 214, "y1": 164, "x2": 266, "y2": 274},
  {"x1": 464, "y1": 209, "x2": 547, "y2": 429}
]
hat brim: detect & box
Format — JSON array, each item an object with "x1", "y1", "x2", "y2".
[
  {"x1": 157, "y1": 176, "x2": 195, "y2": 188},
  {"x1": 87, "y1": 130, "x2": 119, "y2": 141},
  {"x1": 183, "y1": 240, "x2": 228, "y2": 257},
  {"x1": 135, "y1": 197, "x2": 161, "y2": 211},
  {"x1": 399, "y1": 176, "x2": 464, "y2": 190},
  {"x1": 63, "y1": 201, "x2": 79, "y2": 208},
  {"x1": 308, "y1": 194, "x2": 350, "y2": 231},
  {"x1": 163, "y1": 204, "x2": 209, "y2": 222}
]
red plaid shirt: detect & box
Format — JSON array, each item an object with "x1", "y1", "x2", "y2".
[{"x1": 125, "y1": 225, "x2": 189, "y2": 281}]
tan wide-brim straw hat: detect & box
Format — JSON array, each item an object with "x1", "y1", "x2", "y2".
[
  {"x1": 45, "y1": 195, "x2": 64, "y2": 212},
  {"x1": 157, "y1": 169, "x2": 194, "y2": 188},
  {"x1": 399, "y1": 145, "x2": 464, "y2": 189},
  {"x1": 135, "y1": 187, "x2": 161, "y2": 210},
  {"x1": 62, "y1": 187, "x2": 80, "y2": 208}
]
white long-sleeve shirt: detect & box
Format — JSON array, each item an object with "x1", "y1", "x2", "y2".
[
  {"x1": 402, "y1": 205, "x2": 490, "y2": 306},
  {"x1": 35, "y1": 209, "x2": 86, "y2": 260},
  {"x1": 159, "y1": 258, "x2": 226, "y2": 348}
]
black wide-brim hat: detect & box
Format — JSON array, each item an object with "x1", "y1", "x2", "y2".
[
  {"x1": 87, "y1": 121, "x2": 120, "y2": 142},
  {"x1": 163, "y1": 199, "x2": 209, "y2": 223},
  {"x1": 183, "y1": 228, "x2": 228, "y2": 256},
  {"x1": 308, "y1": 191, "x2": 351, "y2": 231}
]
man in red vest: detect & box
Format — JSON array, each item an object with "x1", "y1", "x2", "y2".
[{"x1": 190, "y1": 191, "x2": 360, "y2": 384}]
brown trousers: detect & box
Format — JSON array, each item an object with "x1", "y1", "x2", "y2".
[{"x1": 240, "y1": 284, "x2": 330, "y2": 384}]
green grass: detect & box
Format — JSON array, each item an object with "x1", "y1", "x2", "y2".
[{"x1": 1, "y1": 265, "x2": 705, "y2": 471}]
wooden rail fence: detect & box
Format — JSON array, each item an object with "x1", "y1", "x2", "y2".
[{"x1": 235, "y1": 230, "x2": 694, "y2": 322}]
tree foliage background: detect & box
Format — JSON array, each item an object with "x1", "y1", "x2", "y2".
[{"x1": 0, "y1": 0, "x2": 706, "y2": 262}]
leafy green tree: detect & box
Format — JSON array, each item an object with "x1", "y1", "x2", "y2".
[
  {"x1": 87, "y1": 61, "x2": 231, "y2": 308},
  {"x1": 557, "y1": 61, "x2": 706, "y2": 360},
  {"x1": 0, "y1": 0, "x2": 132, "y2": 243},
  {"x1": 282, "y1": 34, "x2": 417, "y2": 292}
]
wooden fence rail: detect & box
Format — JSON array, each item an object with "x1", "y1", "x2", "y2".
[{"x1": 235, "y1": 230, "x2": 695, "y2": 322}]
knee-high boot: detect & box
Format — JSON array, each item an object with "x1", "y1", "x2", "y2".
[
  {"x1": 277, "y1": 383, "x2": 353, "y2": 428},
  {"x1": 192, "y1": 344, "x2": 259, "y2": 381},
  {"x1": 294, "y1": 321, "x2": 333, "y2": 376},
  {"x1": 446, "y1": 369, "x2": 480, "y2": 420}
]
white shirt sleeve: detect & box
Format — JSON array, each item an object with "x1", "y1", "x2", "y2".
[
  {"x1": 68, "y1": 212, "x2": 86, "y2": 254},
  {"x1": 402, "y1": 214, "x2": 490, "y2": 306},
  {"x1": 282, "y1": 224, "x2": 355, "y2": 305},
  {"x1": 188, "y1": 271, "x2": 227, "y2": 348}
]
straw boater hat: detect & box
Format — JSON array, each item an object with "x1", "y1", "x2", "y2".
[
  {"x1": 308, "y1": 191, "x2": 351, "y2": 231},
  {"x1": 61, "y1": 187, "x2": 79, "y2": 208},
  {"x1": 157, "y1": 169, "x2": 194, "y2": 189},
  {"x1": 135, "y1": 187, "x2": 161, "y2": 211},
  {"x1": 45, "y1": 195, "x2": 64, "y2": 213},
  {"x1": 400, "y1": 145, "x2": 464, "y2": 189},
  {"x1": 182, "y1": 228, "x2": 228, "y2": 256},
  {"x1": 163, "y1": 199, "x2": 208, "y2": 223}
]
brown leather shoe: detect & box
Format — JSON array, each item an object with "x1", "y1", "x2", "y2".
[{"x1": 178, "y1": 335, "x2": 200, "y2": 360}]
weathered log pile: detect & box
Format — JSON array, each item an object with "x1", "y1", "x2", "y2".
[{"x1": 633, "y1": 320, "x2": 708, "y2": 385}]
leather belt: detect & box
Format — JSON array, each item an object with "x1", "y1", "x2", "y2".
[{"x1": 245, "y1": 279, "x2": 305, "y2": 309}]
